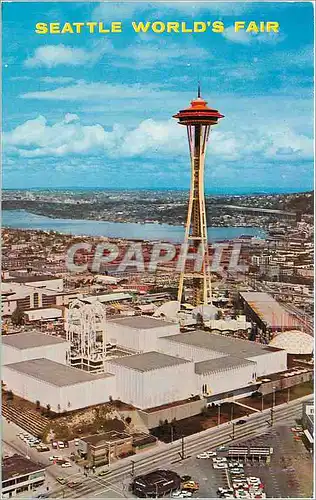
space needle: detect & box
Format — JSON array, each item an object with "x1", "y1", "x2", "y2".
[{"x1": 173, "y1": 86, "x2": 224, "y2": 306}]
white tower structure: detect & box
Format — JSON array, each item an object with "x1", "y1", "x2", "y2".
[{"x1": 66, "y1": 299, "x2": 107, "y2": 372}]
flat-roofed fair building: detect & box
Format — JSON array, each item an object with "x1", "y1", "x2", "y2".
[
  {"x1": 2, "y1": 358, "x2": 116, "y2": 413},
  {"x1": 107, "y1": 315, "x2": 180, "y2": 352},
  {"x1": 158, "y1": 330, "x2": 287, "y2": 378},
  {"x1": 2, "y1": 331, "x2": 70, "y2": 365},
  {"x1": 106, "y1": 351, "x2": 195, "y2": 409}
]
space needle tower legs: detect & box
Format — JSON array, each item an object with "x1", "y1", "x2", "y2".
[{"x1": 174, "y1": 86, "x2": 224, "y2": 307}]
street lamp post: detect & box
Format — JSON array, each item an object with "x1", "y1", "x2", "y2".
[
  {"x1": 261, "y1": 393, "x2": 264, "y2": 412},
  {"x1": 287, "y1": 386, "x2": 290, "y2": 404},
  {"x1": 217, "y1": 404, "x2": 221, "y2": 426},
  {"x1": 272, "y1": 386, "x2": 276, "y2": 408},
  {"x1": 271, "y1": 386, "x2": 276, "y2": 426}
]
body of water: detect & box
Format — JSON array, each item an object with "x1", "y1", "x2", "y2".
[{"x1": 2, "y1": 210, "x2": 266, "y2": 243}]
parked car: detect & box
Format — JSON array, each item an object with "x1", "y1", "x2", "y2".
[
  {"x1": 182, "y1": 481, "x2": 199, "y2": 491},
  {"x1": 181, "y1": 476, "x2": 192, "y2": 482},
  {"x1": 247, "y1": 477, "x2": 261, "y2": 484},
  {"x1": 217, "y1": 488, "x2": 234, "y2": 495},
  {"x1": 236, "y1": 420, "x2": 247, "y2": 425},
  {"x1": 58, "y1": 441, "x2": 65, "y2": 449},
  {"x1": 67, "y1": 481, "x2": 82, "y2": 488},
  {"x1": 217, "y1": 445, "x2": 228, "y2": 451},
  {"x1": 205, "y1": 451, "x2": 217, "y2": 457},
  {"x1": 172, "y1": 491, "x2": 192, "y2": 498},
  {"x1": 213, "y1": 457, "x2": 227, "y2": 463},
  {"x1": 57, "y1": 477, "x2": 66, "y2": 484},
  {"x1": 61, "y1": 462, "x2": 72, "y2": 468},
  {"x1": 52, "y1": 441, "x2": 58, "y2": 449},
  {"x1": 63, "y1": 441, "x2": 69, "y2": 448},
  {"x1": 74, "y1": 438, "x2": 80, "y2": 446},
  {"x1": 196, "y1": 452, "x2": 209, "y2": 459},
  {"x1": 37, "y1": 445, "x2": 50, "y2": 452},
  {"x1": 213, "y1": 463, "x2": 228, "y2": 469}
]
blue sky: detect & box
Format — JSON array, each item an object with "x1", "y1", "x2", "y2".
[{"x1": 2, "y1": 1, "x2": 314, "y2": 193}]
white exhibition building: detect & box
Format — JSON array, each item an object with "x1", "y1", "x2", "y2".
[{"x1": 3, "y1": 316, "x2": 288, "y2": 413}]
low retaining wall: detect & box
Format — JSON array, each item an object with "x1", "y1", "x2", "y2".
[{"x1": 138, "y1": 399, "x2": 205, "y2": 429}]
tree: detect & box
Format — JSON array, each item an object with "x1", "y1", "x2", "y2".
[
  {"x1": 125, "y1": 416, "x2": 132, "y2": 425},
  {"x1": 215, "y1": 310, "x2": 224, "y2": 320},
  {"x1": 11, "y1": 306, "x2": 24, "y2": 326},
  {"x1": 7, "y1": 390, "x2": 14, "y2": 401},
  {"x1": 46, "y1": 404, "x2": 51, "y2": 417},
  {"x1": 36, "y1": 400, "x2": 41, "y2": 410},
  {"x1": 196, "y1": 313, "x2": 204, "y2": 327}
]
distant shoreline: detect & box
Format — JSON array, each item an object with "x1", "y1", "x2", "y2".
[
  {"x1": 2, "y1": 210, "x2": 267, "y2": 243},
  {"x1": 2, "y1": 188, "x2": 313, "y2": 196}
]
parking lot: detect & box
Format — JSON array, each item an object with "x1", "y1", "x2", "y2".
[{"x1": 119, "y1": 425, "x2": 313, "y2": 499}]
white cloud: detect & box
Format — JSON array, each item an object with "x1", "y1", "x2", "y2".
[
  {"x1": 24, "y1": 44, "x2": 102, "y2": 68},
  {"x1": 20, "y1": 81, "x2": 169, "y2": 101},
  {"x1": 223, "y1": 25, "x2": 285, "y2": 45},
  {"x1": 92, "y1": 1, "x2": 252, "y2": 19},
  {"x1": 115, "y1": 40, "x2": 209, "y2": 68},
  {"x1": 4, "y1": 114, "x2": 313, "y2": 164},
  {"x1": 11, "y1": 76, "x2": 32, "y2": 81},
  {"x1": 40, "y1": 76, "x2": 76, "y2": 84}
]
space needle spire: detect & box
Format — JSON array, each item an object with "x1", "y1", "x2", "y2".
[{"x1": 173, "y1": 87, "x2": 224, "y2": 306}]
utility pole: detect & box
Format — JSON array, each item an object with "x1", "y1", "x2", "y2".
[
  {"x1": 170, "y1": 425, "x2": 174, "y2": 444},
  {"x1": 179, "y1": 435, "x2": 186, "y2": 460},
  {"x1": 217, "y1": 404, "x2": 221, "y2": 426},
  {"x1": 261, "y1": 393, "x2": 264, "y2": 412},
  {"x1": 229, "y1": 422, "x2": 235, "y2": 441},
  {"x1": 287, "y1": 386, "x2": 290, "y2": 404},
  {"x1": 271, "y1": 386, "x2": 276, "y2": 426}
]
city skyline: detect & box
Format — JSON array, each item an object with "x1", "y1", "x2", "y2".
[{"x1": 2, "y1": 2, "x2": 314, "y2": 192}]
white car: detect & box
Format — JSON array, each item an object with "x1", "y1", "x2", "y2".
[
  {"x1": 247, "y1": 478, "x2": 261, "y2": 484},
  {"x1": 61, "y1": 462, "x2": 72, "y2": 468},
  {"x1": 196, "y1": 452, "x2": 210, "y2": 459},
  {"x1": 213, "y1": 462, "x2": 228, "y2": 469},
  {"x1": 172, "y1": 492, "x2": 192, "y2": 498},
  {"x1": 205, "y1": 451, "x2": 217, "y2": 457},
  {"x1": 213, "y1": 457, "x2": 227, "y2": 462}
]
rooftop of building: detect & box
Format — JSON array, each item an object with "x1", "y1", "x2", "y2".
[
  {"x1": 4, "y1": 358, "x2": 113, "y2": 387},
  {"x1": 107, "y1": 351, "x2": 189, "y2": 372},
  {"x1": 195, "y1": 355, "x2": 256, "y2": 374},
  {"x1": 81, "y1": 430, "x2": 132, "y2": 446},
  {"x1": 163, "y1": 330, "x2": 281, "y2": 357},
  {"x1": 2, "y1": 331, "x2": 68, "y2": 350},
  {"x1": 239, "y1": 291, "x2": 299, "y2": 328},
  {"x1": 108, "y1": 315, "x2": 176, "y2": 330},
  {"x1": 3, "y1": 274, "x2": 61, "y2": 283},
  {"x1": 2, "y1": 454, "x2": 45, "y2": 482}
]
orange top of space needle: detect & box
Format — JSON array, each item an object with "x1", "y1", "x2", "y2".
[{"x1": 173, "y1": 84, "x2": 224, "y2": 126}]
